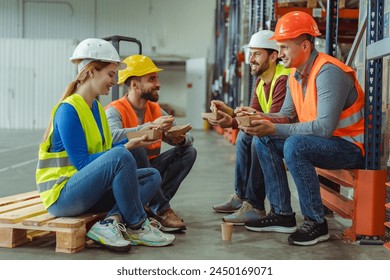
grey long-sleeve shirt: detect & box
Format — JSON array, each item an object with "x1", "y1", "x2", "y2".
[
  {"x1": 267, "y1": 49, "x2": 359, "y2": 138},
  {"x1": 105, "y1": 104, "x2": 194, "y2": 146}
]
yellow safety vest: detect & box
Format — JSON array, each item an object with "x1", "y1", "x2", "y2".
[
  {"x1": 36, "y1": 94, "x2": 112, "y2": 208},
  {"x1": 256, "y1": 64, "x2": 290, "y2": 113}
]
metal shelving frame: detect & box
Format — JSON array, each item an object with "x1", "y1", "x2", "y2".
[
  {"x1": 226, "y1": 0, "x2": 241, "y2": 108},
  {"x1": 102, "y1": 35, "x2": 142, "y2": 101},
  {"x1": 212, "y1": 0, "x2": 227, "y2": 103},
  {"x1": 247, "y1": 0, "x2": 269, "y2": 106},
  {"x1": 325, "y1": 0, "x2": 339, "y2": 57},
  {"x1": 364, "y1": 0, "x2": 385, "y2": 170}
]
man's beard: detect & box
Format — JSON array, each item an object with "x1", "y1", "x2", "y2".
[
  {"x1": 141, "y1": 90, "x2": 159, "y2": 102},
  {"x1": 250, "y1": 60, "x2": 270, "y2": 76}
]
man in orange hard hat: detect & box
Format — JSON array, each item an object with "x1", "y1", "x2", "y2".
[
  {"x1": 239, "y1": 11, "x2": 365, "y2": 246},
  {"x1": 105, "y1": 55, "x2": 196, "y2": 233}
]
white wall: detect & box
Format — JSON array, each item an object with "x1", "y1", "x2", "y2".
[
  {"x1": 157, "y1": 63, "x2": 187, "y2": 117},
  {"x1": 0, "y1": 38, "x2": 77, "y2": 129},
  {"x1": 0, "y1": 0, "x2": 216, "y2": 61},
  {"x1": 0, "y1": 0, "x2": 216, "y2": 129}
]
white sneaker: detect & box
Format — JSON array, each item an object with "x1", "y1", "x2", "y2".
[
  {"x1": 87, "y1": 220, "x2": 132, "y2": 252},
  {"x1": 125, "y1": 219, "x2": 175, "y2": 247}
]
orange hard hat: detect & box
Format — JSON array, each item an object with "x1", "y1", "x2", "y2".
[{"x1": 270, "y1": 11, "x2": 321, "y2": 41}]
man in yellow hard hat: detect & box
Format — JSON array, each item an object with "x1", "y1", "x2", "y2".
[
  {"x1": 241, "y1": 11, "x2": 365, "y2": 246},
  {"x1": 105, "y1": 55, "x2": 196, "y2": 232}
]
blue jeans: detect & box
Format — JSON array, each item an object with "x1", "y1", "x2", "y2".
[
  {"x1": 253, "y1": 135, "x2": 364, "y2": 223},
  {"x1": 235, "y1": 130, "x2": 266, "y2": 210},
  {"x1": 131, "y1": 145, "x2": 197, "y2": 215},
  {"x1": 48, "y1": 147, "x2": 161, "y2": 227}
]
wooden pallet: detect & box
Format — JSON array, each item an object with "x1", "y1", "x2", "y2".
[{"x1": 0, "y1": 191, "x2": 105, "y2": 253}]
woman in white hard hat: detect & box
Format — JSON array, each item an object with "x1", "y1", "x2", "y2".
[{"x1": 36, "y1": 38, "x2": 175, "y2": 252}]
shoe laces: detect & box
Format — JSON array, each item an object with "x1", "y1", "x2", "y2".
[
  {"x1": 263, "y1": 210, "x2": 278, "y2": 222},
  {"x1": 148, "y1": 218, "x2": 162, "y2": 230},
  {"x1": 299, "y1": 219, "x2": 317, "y2": 233},
  {"x1": 234, "y1": 201, "x2": 253, "y2": 215},
  {"x1": 226, "y1": 193, "x2": 238, "y2": 203},
  {"x1": 107, "y1": 221, "x2": 127, "y2": 237},
  {"x1": 144, "y1": 219, "x2": 166, "y2": 238}
]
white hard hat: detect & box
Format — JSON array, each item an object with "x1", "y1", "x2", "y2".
[
  {"x1": 242, "y1": 30, "x2": 279, "y2": 51},
  {"x1": 70, "y1": 38, "x2": 126, "y2": 72}
]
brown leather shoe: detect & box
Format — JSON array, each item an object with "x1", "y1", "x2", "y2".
[
  {"x1": 154, "y1": 208, "x2": 186, "y2": 232},
  {"x1": 144, "y1": 206, "x2": 155, "y2": 218}
]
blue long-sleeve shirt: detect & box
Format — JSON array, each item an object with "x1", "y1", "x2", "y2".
[{"x1": 50, "y1": 100, "x2": 126, "y2": 170}]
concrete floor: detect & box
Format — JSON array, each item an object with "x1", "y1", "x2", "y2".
[{"x1": 0, "y1": 128, "x2": 390, "y2": 260}]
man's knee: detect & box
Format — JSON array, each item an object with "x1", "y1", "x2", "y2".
[
  {"x1": 283, "y1": 136, "x2": 306, "y2": 161},
  {"x1": 252, "y1": 135, "x2": 270, "y2": 149},
  {"x1": 182, "y1": 145, "x2": 197, "y2": 163},
  {"x1": 236, "y1": 130, "x2": 252, "y2": 145}
]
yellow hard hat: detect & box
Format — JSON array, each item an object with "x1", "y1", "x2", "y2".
[{"x1": 118, "y1": 55, "x2": 163, "y2": 85}]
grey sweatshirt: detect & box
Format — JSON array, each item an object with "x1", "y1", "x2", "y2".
[
  {"x1": 105, "y1": 103, "x2": 194, "y2": 146},
  {"x1": 267, "y1": 49, "x2": 359, "y2": 138}
]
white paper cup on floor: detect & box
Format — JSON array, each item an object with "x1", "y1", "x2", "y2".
[{"x1": 221, "y1": 222, "x2": 233, "y2": 241}]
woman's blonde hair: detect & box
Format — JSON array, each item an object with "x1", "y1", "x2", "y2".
[{"x1": 42, "y1": 60, "x2": 112, "y2": 141}]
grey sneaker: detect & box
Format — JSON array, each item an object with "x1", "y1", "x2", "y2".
[
  {"x1": 222, "y1": 201, "x2": 266, "y2": 225},
  {"x1": 125, "y1": 219, "x2": 175, "y2": 247},
  {"x1": 86, "y1": 219, "x2": 132, "y2": 252},
  {"x1": 213, "y1": 193, "x2": 243, "y2": 213}
]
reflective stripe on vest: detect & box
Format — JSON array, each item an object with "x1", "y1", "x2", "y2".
[
  {"x1": 105, "y1": 95, "x2": 162, "y2": 160},
  {"x1": 37, "y1": 176, "x2": 69, "y2": 193},
  {"x1": 289, "y1": 53, "x2": 365, "y2": 155},
  {"x1": 37, "y1": 157, "x2": 73, "y2": 169},
  {"x1": 36, "y1": 94, "x2": 112, "y2": 208},
  {"x1": 256, "y1": 64, "x2": 290, "y2": 113}
]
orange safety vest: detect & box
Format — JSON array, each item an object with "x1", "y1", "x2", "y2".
[
  {"x1": 289, "y1": 53, "x2": 365, "y2": 155},
  {"x1": 106, "y1": 95, "x2": 162, "y2": 159}
]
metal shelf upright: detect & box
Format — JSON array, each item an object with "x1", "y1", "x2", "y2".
[
  {"x1": 325, "y1": 0, "x2": 339, "y2": 57},
  {"x1": 364, "y1": 0, "x2": 384, "y2": 170},
  {"x1": 102, "y1": 35, "x2": 142, "y2": 101},
  {"x1": 212, "y1": 0, "x2": 227, "y2": 103},
  {"x1": 247, "y1": 0, "x2": 269, "y2": 106},
  {"x1": 226, "y1": 0, "x2": 241, "y2": 109}
]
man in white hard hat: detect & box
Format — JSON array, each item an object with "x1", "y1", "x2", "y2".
[
  {"x1": 209, "y1": 30, "x2": 289, "y2": 225},
  {"x1": 243, "y1": 12, "x2": 364, "y2": 246},
  {"x1": 105, "y1": 55, "x2": 196, "y2": 233}
]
